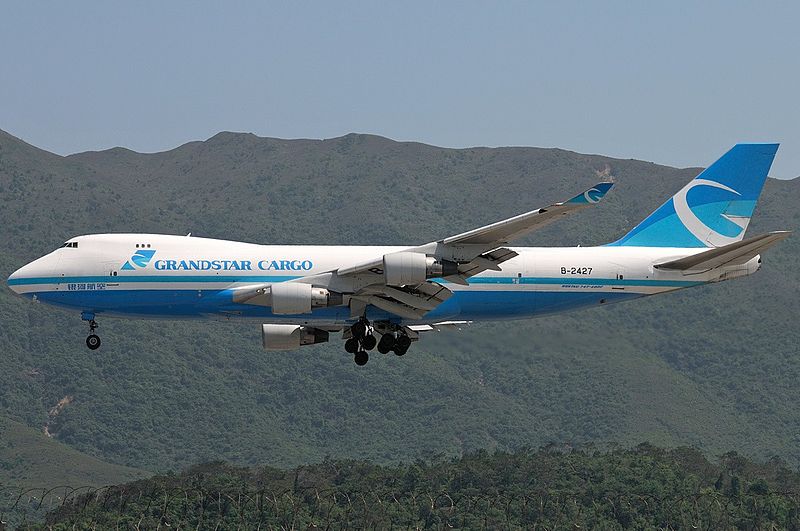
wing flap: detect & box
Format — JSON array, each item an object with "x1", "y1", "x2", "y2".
[
  {"x1": 457, "y1": 247, "x2": 519, "y2": 277},
  {"x1": 654, "y1": 231, "x2": 790, "y2": 271},
  {"x1": 407, "y1": 321, "x2": 471, "y2": 332},
  {"x1": 350, "y1": 295, "x2": 425, "y2": 320},
  {"x1": 351, "y1": 280, "x2": 453, "y2": 319}
]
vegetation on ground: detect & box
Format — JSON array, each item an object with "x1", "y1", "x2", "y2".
[{"x1": 24, "y1": 445, "x2": 800, "y2": 530}]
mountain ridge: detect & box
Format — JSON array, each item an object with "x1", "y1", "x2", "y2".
[{"x1": 0, "y1": 127, "x2": 798, "y2": 479}]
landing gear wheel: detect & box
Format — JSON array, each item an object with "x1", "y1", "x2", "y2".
[
  {"x1": 395, "y1": 334, "x2": 412, "y2": 350},
  {"x1": 393, "y1": 345, "x2": 409, "y2": 356},
  {"x1": 361, "y1": 334, "x2": 377, "y2": 351},
  {"x1": 354, "y1": 350, "x2": 369, "y2": 366},
  {"x1": 86, "y1": 334, "x2": 101, "y2": 350},
  {"x1": 84, "y1": 317, "x2": 101, "y2": 350},
  {"x1": 377, "y1": 342, "x2": 392, "y2": 354},
  {"x1": 344, "y1": 338, "x2": 359, "y2": 354},
  {"x1": 351, "y1": 320, "x2": 367, "y2": 340},
  {"x1": 377, "y1": 333, "x2": 396, "y2": 354}
]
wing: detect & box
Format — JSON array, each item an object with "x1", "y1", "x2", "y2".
[
  {"x1": 440, "y1": 181, "x2": 614, "y2": 247},
  {"x1": 238, "y1": 182, "x2": 614, "y2": 319},
  {"x1": 336, "y1": 181, "x2": 613, "y2": 276}
]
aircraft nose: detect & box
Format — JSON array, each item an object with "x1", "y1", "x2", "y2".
[
  {"x1": 7, "y1": 266, "x2": 23, "y2": 294},
  {"x1": 7, "y1": 262, "x2": 36, "y2": 295}
]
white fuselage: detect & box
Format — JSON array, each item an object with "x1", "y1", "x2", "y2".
[{"x1": 6, "y1": 233, "x2": 761, "y2": 326}]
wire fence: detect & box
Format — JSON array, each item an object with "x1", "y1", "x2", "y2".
[{"x1": 3, "y1": 482, "x2": 800, "y2": 530}]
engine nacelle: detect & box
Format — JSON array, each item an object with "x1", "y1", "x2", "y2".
[
  {"x1": 270, "y1": 282, "x2": 341, "y2": 315},
  {"x1": 261, "y1": 324, "x2": 329, "y2": 351},
  {"x1": 382, "y1": 251, "x2": 458, "y2": 286}
]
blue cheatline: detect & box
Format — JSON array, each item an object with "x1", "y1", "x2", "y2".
[
  {"x1": 7, "y1": 274, "x2": 303, "y2": 285},
  {"x1": 27, "y1": 287, "x2": 644, "y2": 322},
  {"x1": 611, "y1": 143, "x2": 778, "y2": 248},
  {"x1": 7, "y1": 274, "x2": 701, "y2": 289}
]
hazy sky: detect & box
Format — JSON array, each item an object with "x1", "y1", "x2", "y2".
[{"x1": 2, "y1": 1, "x2": 798, "y2": 177}]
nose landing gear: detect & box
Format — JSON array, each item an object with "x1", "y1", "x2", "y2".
[{"x1": 82, "y1": 312, "x2": 101, "y2": 350}]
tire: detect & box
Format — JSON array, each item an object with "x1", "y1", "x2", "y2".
[
  {"x1": 354, "y1": 350, "x2": 369, "y2": 366},
  {"x1": 377, "y1": 334, "x2": 396, "y2": 354},
  {"x1": 351, "y1": 321, "x2": 367, "y2": 339},
  {"x1": 86, "y1": 334, "x2": 101, "y2": 350},
  {"x1": 393, "y1": 345, "x2": 409, "y2": 356},
  {"x1": 396, "y1": 334, "x2": 412, "y2": 349},
  {"x1": 361, "y1": 334, "x2": 377, "y2": 351},
  {"x1": 344, "y1": 338, "x2": 359, "y2": 354},
  {"x1": 377, "y1": 342, "x2": 392, "y2": 354}
]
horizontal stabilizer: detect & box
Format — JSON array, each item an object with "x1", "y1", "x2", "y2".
[{"x1": 654, "y1": 231, "x2": 790, "y2": 271}]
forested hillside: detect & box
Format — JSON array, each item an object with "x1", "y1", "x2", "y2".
[
  {"x1": 32, "y1": 446, "x2": 800, "y2": 529},
  {"x1": 0, "y1": 416, "x2": 146, "y2": 487},
  {"x1": 1, "y1": 129, "x2": 798, "y2": 480}
]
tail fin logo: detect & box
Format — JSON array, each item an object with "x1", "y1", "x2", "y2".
[
  {"x1": 584, "y1": 187, "x2": 604, "y2": 203},
  {"x1": 121, "y1": 249, "x2": 156, "y2": 271},
  {"x1": 673, "y1": 179, "x2": 745, "y2": 247}
]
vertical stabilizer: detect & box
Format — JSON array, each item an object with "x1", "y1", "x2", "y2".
[{"x1": 612, "y1": 144, "x2": 778, "y2": 248}]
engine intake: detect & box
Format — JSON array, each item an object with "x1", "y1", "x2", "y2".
[
  {"x1": 382, "y1": 251, "x2": 458, "y2": 286},
  {"x1": 261, "y1": 324, "x2": 329, "y2": 351}
]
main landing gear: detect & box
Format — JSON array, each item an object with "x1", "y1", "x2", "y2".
[
  {"x1": 346, "y1": 318, "x2": 372, "y2": 366},
  {"x1": 345, "y1": 318, "x2": 413, "y2": 365},
  {"x1": 82, "y1": 312, "x2": 101, "y2": 350}
]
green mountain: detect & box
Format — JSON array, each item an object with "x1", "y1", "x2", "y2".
[
  {"x1": 0, "y1": 416, "x2": 146, "y2": 487},
  {"x1": 0, "y1": 129, "x2": 798, "y2": 479},
  {"x1": 0, "y1": 416, "x2": 147, "y2": 526}
]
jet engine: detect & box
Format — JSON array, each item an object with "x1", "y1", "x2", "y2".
[
  {"x1": 270, "y1": 282, "x2": 338, "y2": 314},
  {"x1": 261, "y1": 324, "x2": 329, "y2": 351},
  {"x1": 233, "y1": 282, "x2": 343, "y2": 314},
  {"x1": 382, "y1": 251, "x2": 458, "y2": 286}
]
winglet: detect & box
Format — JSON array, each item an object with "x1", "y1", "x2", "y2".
[{"x1": 564, "y1": 182, "x2": 614, "y2": 205}]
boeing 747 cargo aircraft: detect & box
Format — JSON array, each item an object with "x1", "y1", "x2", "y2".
[{"x1": 7, "y1": 144, "x2": 789, "y2": 365}]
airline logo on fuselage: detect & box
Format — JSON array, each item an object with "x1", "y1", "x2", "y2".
[
  {"x1": 121, "y1": 250, "x2": 156, "y2": 270},
  {"x1": 152, "y1": 259, "x2": 313, "y2": 271}
]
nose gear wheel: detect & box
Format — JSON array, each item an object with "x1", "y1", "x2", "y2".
[{"x1": 84, "y1": 318, "x2": 101, "y2": 350}]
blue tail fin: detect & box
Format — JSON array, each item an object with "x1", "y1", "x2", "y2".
[{"x1": 612, "y1": 143, "x2": 779, "y2": 248}]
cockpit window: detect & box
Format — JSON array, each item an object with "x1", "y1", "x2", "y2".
[{"x1": 61, "y1": 242, "x2": 78, "y2": 248}]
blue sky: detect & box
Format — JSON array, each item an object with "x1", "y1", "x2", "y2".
[{"x1": 1, "y1": 1, "x2": 798, "y2": 177}]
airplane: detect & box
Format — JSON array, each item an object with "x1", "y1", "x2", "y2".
[{"x1": 6, "y1": 143, "x2": 789, "y2": 365}]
